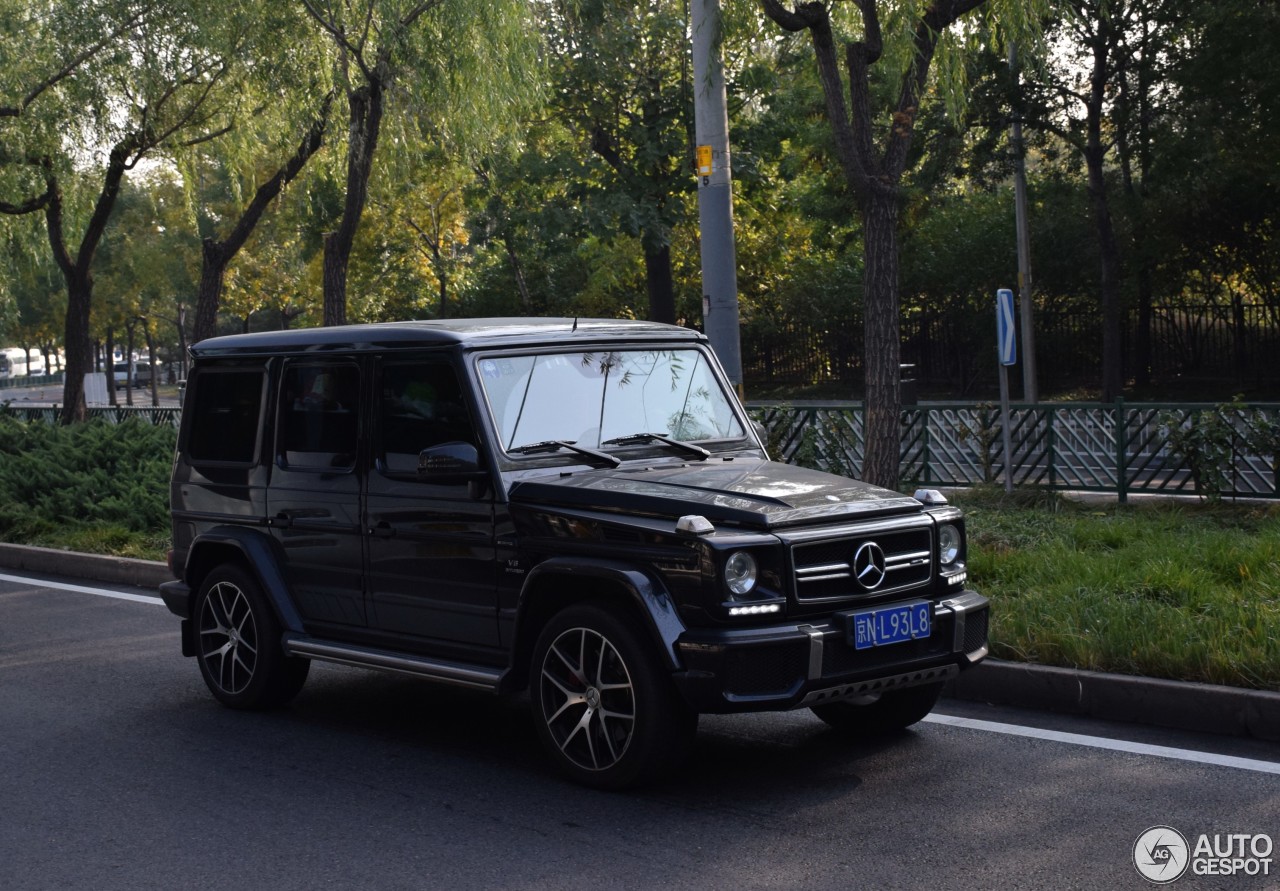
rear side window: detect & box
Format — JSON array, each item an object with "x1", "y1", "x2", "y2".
[
  {"x1": 186, "y1": 369, "x2": 266, "y2": 465},
  {"x1": 277, "y1": 362, "x2": 361, "y2": 471}
]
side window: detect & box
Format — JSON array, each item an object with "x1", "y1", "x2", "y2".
[
  {"x1": 379, "y1": 362, "x2": 477, "y2": 474},
  {"x1": 186, "y1": 368, "x2": 265, "y2": 465},
  {"x1": 277, "y1": 362, "x2": 361, "y2": 471}
]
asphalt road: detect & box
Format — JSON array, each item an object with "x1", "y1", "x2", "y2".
[{"x1": 3, "y1": 572, "x2": 1278, "y2": 891}]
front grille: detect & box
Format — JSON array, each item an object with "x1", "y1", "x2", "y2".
[{"x1": 791, "y1": 524, "x2": 933, "y2": 602}]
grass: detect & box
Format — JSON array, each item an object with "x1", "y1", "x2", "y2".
[{"x1": 955, "y1": 488, "x2": 1280, "y2": 690}]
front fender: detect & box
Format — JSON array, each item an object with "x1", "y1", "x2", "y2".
[{"x1": 515, "y1": 556, "x2": 688, "y2": 672}]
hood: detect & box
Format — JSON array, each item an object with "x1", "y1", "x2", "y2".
[{"x1": 506, "y1": 458, "x2": 923, "y2": 530}]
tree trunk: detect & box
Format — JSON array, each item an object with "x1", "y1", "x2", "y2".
[
  {"x1": 174, "y1": 304, "x2": 189, "y2": 380},
  {"x1": 191, "y1": 97, "x2": 329, "y2": 343},
  {"x1": 193, "y1": 240, "x2": 229, "y2": 343},
  {"x1": 861, "y1": 188, "x2": 902, "y2": 490},
  {"x1": 105, "y1": 325, "x2": 118, "y2": 409},
  {"x1": 47, "y1": 139, "x2": 135, "y2": 424},
  {"x1": 324, "y1": 80, "x2": 385, "y2": 327},
  {"x1": 1082, "y1": 14, "x2": 1124, "y2": 403},
  {"x1": 645, "y1": 243, "x2": 676, "y2": 324},
  {"x1": 123, "y1": 319, "x2": 137, "y2": 407},
  {"x1": 1134, "y1": 264, "x2": 1153, "y2": 388},
  {"x1": 1232, "y1": 291, "x2": 1247, "y2": 387},
  {"x1": 1085, "y1": 139, "x2": 1124, "y2": 403},
  {"x1": 144, "y1": 322, "x2": 158, "y2": 406},
  {"x1": 322, "y1": 238, "x2": 349, "y2": 326},
  {"x1": 502, "y1": 235, "x2": 533, "y2": 313}
]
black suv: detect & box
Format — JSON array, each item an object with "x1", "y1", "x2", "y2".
[{"x1": 161, "y1": 319, "x2": 988, "y2": 788}]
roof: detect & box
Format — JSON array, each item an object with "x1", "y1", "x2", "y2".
[{"x1": 189, "y1": 317, "x2": 707, "y2": 358}]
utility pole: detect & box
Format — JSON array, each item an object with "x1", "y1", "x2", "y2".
[
  {"x1": 1010, "y1": 42, "x2": 1039, "y2": 403},
  {"x1": 691, "y1": 0, "x2": 742, "y2": 387}
]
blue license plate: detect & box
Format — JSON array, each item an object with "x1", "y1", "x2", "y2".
[{"x1": 850, "y1": 601, "x2": 932, "y2": 650}]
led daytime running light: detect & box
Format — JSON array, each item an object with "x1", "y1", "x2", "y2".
[{"x1": 728, "y1": 603, "x2": 781, "y2": 617}]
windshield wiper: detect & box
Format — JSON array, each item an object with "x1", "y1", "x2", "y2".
[
  {"x1": 510, "y1": 440, "x2": 622, "y2": 468},
  {"x1": 600, "y1": 432, "x2": 711, "y2": 460}
]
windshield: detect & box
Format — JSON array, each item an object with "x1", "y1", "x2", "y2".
[{"x1": 478, "y1": 348, "x2": 746, "y2": 452}]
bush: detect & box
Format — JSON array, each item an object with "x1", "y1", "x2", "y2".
[{"x1": 0, "y1": 416, "x2": 175, "y2": 545}]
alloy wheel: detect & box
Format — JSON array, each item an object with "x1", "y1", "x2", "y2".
[
  {"x1": 198, "y1": 581, "x2": 260, "y2": 696},
  {"x1": 538, "y1": 626, "x2": 637, "y2": 773}
]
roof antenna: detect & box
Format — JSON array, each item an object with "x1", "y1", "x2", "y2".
[{"x1": 572, "y1": 317, "x2": 578, "y2": 332}]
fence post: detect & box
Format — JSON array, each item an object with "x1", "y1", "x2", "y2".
[
  {"x1": 922, "y1": 406, "x2": 932, "y2": 484},
  {"x1": 1115, "y1": 396, "x2": 1128, "y2": 504},
  {"x1": 1047, "y1": 404, "x2": 1057, "y2": 490}
]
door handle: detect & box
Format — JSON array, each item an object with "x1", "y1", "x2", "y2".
[
  {"x1": 270, "y1": 513, "x2": 293, "y2": 529},
  {"x1": 370, "y1": 521, "x2": 395, "y2": 539}
]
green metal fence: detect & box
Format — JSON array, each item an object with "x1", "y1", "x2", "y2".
[
  {"x1": 749, "y1": 400, "x2": 1280, "y2": 501},
  {"x1": 4, "y1": 400, "x2": 1276, "y2": 500}
]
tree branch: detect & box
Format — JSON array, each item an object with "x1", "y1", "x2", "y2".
[
  {"x1": 400, "y1": 0, "x2": 447, "y2": 30},
  {"x1": 0, "y1": 7, "x2": 149, "y2": 118}
]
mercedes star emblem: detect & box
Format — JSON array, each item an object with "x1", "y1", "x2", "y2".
[{"x1": 853, "y1": 541, "x2": 887, "y2": 589}]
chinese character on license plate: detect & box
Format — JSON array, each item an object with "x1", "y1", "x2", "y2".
[{"x1": 851, "y1": 601, "x2": 932, "y2": 650}]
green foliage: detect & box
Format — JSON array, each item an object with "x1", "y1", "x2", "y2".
[
  {"x1": 958, "y1": 490, "x2": 1280, "y2": 690},
  {"x1": 0, "y1": 416, "x2": 174, "y2": 543},
  {"x1": 1159, "y1": 405, "x2": 1237, "y2": 500}
]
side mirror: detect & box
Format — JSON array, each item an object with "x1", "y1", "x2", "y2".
[{"x1": 418, "y1": 441, "x2": 483, "y2": 476}]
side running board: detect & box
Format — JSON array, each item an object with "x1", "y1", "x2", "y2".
[{"x1": 283, "y1": 634, "x2": 504, "y2": 693}]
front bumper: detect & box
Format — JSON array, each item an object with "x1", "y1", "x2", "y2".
[{"x1": 671, "y1": 590, "x2": 989, "y2": 714}]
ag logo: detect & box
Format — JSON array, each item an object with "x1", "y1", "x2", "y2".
[
  {"x1": 853, "y1": 541, "x2": 887, "y2": 589},
  {"x1": 1134, "y1": 826, "x2": 1190, "y2": 884}
]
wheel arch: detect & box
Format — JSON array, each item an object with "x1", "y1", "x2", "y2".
[
  {"x1": 181, "y1": 526, "x2": 305, "y2": 637},
  {"x1": 506, "y1": 557, "x2": 687, "y2": 693}
]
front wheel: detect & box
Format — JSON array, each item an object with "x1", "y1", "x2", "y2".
[
  {"x1": 810, "y1": 682, "x2": 944, "y2": 737},
  {"x1": 194, "y1": 564, "x2": 309, "y2": 709},
  {"x1": 531, "y1": 604, "x2": 696, "y2": 790}
]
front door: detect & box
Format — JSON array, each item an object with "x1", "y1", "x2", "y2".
[{"x1": 365, "y1": 359, "x2": 498, "y2": 647}]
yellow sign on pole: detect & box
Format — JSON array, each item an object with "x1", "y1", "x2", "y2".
[{"x1": 696, "y1": 145, "x2": 713, "y2": 177}]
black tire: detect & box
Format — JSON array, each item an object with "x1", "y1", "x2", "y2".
[
  {"x1": 810, "y1": 682, "x2": 944, "y2": 737},
  {"x1": 194, "y1": 564, "x2": 309, "y2": 709},
  {"x1": 531, "y1": 603, "x2": 696, "y2": 790}
]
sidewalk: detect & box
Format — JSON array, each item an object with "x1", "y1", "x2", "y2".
[{"x1": 2, "y1": 541, "x2": 1276, "y2": 742}]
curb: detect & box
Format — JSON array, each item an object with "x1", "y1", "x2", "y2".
[
  {"x1": 1, "y1": 542, "x2": 1275, "y2": 743},
  {"x1": 944, "y1": 659, "x2": 1280, "y2": 743},
  {"x1": 0, "y1": 542, "x2": 172, "y2": 590}
]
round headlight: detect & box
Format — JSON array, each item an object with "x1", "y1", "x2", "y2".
[
  {"x1": 724, "y1": 551, "x2": 758, "y2": 597},
  {"x1": 939, "y1": 524, "x2": 961, "y2": 565}
]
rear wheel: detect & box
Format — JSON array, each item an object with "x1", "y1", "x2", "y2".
[
  {"x1": 531, "y1": 604, "x2": 696, "y2": 790},
  {"x1": 194, "y1": 564, "x2": 309, "y2": 709},
  {"x1": 810, "y1": 682, "x2": 943, "y2": 737}
]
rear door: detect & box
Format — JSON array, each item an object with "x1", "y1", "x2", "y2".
[{"x1": 266, "y1": 358, "x2": 367, "y2": 628}]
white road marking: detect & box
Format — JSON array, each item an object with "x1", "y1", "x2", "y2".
[
  {"x1": 926, "y1": 713, "x2": 1280, "y2": 775},
  {"x1": 0, "y1": 572, "x2": 165, "y2": 606}
]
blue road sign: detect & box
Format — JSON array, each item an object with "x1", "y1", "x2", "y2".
[{"x1": 997, "y1": 288, "x2": 1017, "y2": 366}]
